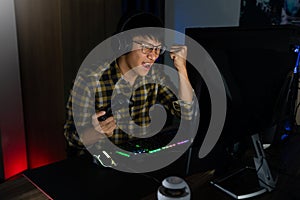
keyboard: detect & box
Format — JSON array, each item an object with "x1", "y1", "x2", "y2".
[
  {"x1": 116, "y1": 127, "x2": 178, "y2": 153},
  {"x1": 92, "y1": 126, "x2": 192, "y2": 168}
]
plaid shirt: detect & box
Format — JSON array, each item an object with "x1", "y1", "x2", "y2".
[{"x1": 64, "y1": 61, "x2": 194, "y2": 152}]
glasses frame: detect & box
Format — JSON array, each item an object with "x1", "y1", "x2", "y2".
[{"x1": 132, "y1": 40, "x2": 166, "y2": 55}]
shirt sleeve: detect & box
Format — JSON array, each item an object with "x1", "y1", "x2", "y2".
[
  {"x1": 153, "y1": 67, "x2": 195, "y2": 121},
  {"x1": 63, "y1": 74, "x2": 94, "y2": 149},
  {"x1": 157, "y1": 84, "x2": 195, "y2": 121}
]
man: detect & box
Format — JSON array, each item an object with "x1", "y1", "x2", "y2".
[{"x1": 64, "y1": 11, "x2": 195, "y2": 158}]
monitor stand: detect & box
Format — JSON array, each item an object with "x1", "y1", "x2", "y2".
[{"x1": 210, "y1": 134, "x2": 277, "y2": 199}]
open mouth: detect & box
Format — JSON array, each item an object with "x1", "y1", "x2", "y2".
[{"x1": 142, "y1": 62, "x2": 152, "y2": 70}]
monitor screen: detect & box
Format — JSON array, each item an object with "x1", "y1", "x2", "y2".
[{"x1": 185, "y1": 25, "x2": 298, "y2": 174}]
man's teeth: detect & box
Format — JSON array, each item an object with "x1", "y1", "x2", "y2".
[{"x1": 143, "y1": 63, "x2": 151, "y2": 67}]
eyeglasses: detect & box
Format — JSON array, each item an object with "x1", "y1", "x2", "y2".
[{"x1": 132, "y1": 41, "x2": 166, "y2": 55}]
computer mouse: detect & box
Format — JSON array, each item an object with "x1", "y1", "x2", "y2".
[{"x1": 93, "y1": 150, "x2": 117, "y2": 168}]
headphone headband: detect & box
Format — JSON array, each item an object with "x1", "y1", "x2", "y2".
[{"x1": 112, "y1": 11, "x2": 164, "y2": 53}]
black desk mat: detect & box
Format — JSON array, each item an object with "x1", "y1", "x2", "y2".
[{"x1": 23, "y1": 157, "x2": 160, "y2": 200}]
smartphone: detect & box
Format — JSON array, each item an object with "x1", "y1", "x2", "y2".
[{"x1": 97, "y1": 107, "x2": 113, "y2": 121}]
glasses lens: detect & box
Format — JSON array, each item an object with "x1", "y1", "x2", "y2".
[
  {"x1": 142, "y1": 44, "x2": 153, "y2": 54},
  {"x1": 144, "y1": 44, "x2": 165, "y2": 55},
  {"x1": 134, "y1": 41, "x2": 165, "y2": 55}
]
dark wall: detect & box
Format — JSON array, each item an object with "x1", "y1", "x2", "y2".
[
  {"x1": 61, "y1": 0, "x2": 122, "y2": 104},
  {"x1": 0, "y1": 0, "x2": 27, "y2": 180},
  {"x1": 14, "y1": 0, "x2": 122, "y2": 169},
  {"x1": 15, "y1": 0, "x2": 67, "y2": 169}
]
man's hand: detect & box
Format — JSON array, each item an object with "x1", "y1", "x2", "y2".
[
  {"x1": 169, "y1": 45, "x2": 187, "y2": 73},
  {"x1": 92, "y1": 111, "x2": 116, "y2": 137},
  {"x1": 81, "y1": 111, "x2": 116, "y2": 146}
]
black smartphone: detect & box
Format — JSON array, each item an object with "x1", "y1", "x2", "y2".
[{"x1": 97, "y1": 107, "x2": 113, "y2": 121}]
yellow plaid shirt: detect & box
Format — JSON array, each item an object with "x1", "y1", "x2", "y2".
[{"x1": 64, "y1": 61, "x2": 194, "y2": 151}]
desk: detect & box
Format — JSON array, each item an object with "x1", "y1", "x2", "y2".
[
  {"x1": 21, "y1": 156, "x2": 218, "y2": 199},
  {"x1": 0, "y1": 157, "x2": 279, "y2": 200}
]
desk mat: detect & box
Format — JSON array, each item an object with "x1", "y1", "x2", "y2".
[{"x1": 23, "y1": 157, "x2": 160, "y2": 200}]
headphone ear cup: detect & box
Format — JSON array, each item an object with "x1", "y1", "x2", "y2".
[
  {"x1": 111, "y1": 36, "x2": 122, "y2": 52},
  {"x1": 111, "y1": 33, "x2": 131, "y2": 53}
]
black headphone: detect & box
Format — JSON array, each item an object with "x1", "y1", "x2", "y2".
[{"x1": 111, "y1": 11, "x2": 164, "y2": 53}]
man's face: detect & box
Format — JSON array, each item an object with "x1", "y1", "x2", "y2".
[{"x1": 124, "y1": 36, "x2": 162, "y2": 77}]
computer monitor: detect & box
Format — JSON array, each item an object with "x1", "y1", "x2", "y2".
[{"x1": 185, "y1": 25, "x2": 299, "y2": 175}]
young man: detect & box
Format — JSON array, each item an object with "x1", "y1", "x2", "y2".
[{"x1": 64, "y1": 12, "x2": 195, "y2": 157}]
